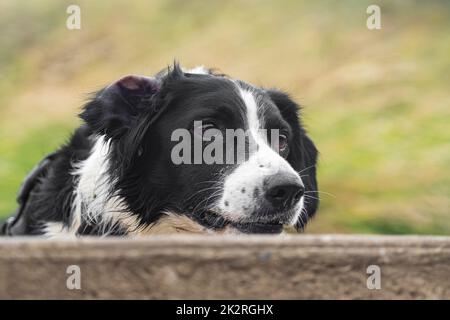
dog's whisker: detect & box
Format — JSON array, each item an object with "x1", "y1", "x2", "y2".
[
  {"x1": 183, "y1": 185, "x2": 223, "y2": 203},
  {"x1": 298, "y1": 165, "x2": 316, "y2": 174},
  {"x1": 304, "y1": 190, "x2": 336, "y2": 197},
  {"x1": 304, "y1": 194, "x2": 320, "y2": 201},
  {"x1": 191, "y1": 189, "x2": 223, "y2": 215}
]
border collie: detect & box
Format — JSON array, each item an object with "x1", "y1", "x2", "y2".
[{"x1": 0, "y1": 64, "x2": 318, "y2": 237}]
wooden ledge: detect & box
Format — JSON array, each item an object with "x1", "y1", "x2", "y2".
[{"x1": 0, "y1": 235, "x2": 449, "y2": 299}]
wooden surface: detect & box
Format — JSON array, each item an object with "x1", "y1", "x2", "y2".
[{"x1": 0, "y1": 235, "x2": 449, "y2": 299}]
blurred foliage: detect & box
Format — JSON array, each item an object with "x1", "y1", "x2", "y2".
[{"x1": 0, "y1": 0, "x2": 449, "y2": 234}]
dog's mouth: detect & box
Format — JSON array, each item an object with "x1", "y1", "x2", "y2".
[
  {"x1": 190, "y1": 210, "x2": 285, "y2": 234},
  {"x1": 229, "y1": 221, "x2": 284, "y2": 234}
]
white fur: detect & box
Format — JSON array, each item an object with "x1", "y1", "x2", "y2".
[
  {"x1": 72, "y1": 135, "x2": 112, "y2": 224},
  {"x1": 45, "y1": 135, "x2": 129, "y2": 237},
  {"x1": 183, "y1": 66, "x2": 209, "y2": 75},
  {"x1": 43, "y1": 222, "x2": 77, "y2": 239}
]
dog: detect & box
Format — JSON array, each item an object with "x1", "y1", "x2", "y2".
[{"x1": 0, "y1": 64, "x2": 318, "y2": 237}]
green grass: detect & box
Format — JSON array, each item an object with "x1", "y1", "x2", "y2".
[
  {"x1": 0, "y1": 0, "x2": 449, "y2": 234},
  {"x1": 0, "y1": 123, "x2": 75, "y2": 216}
]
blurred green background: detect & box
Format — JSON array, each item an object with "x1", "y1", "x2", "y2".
[{"x1": 0, "y1": 0, "x2": 449, "y2": 234}]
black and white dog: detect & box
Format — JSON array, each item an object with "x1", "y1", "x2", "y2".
[{"x1": 1, "y1": 64, "x2": 318, "y2": 237}]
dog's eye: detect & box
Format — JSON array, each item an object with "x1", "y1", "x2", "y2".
[
  {"x1": 278, "y1": 134, "x2": 288, "y2": 152},
  {"x1": 193, "y1": 121, "x2": 219, "y2": 141}
]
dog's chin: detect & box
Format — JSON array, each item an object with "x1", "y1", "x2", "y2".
[{"x1": 191, "y1": 209, "x2": 289, "y2": 234}]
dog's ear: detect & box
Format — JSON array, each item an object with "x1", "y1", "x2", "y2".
[
  {"x1": 267, "y1": 90, "x2": 319, "y2": 231},
  {"x1": 81, "y1": 75, "x2": 160, "y2": 139}
]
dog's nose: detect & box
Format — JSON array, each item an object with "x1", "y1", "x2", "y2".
[{"x1": 264, "y1": 176, "x2": 304, "y2": 210}]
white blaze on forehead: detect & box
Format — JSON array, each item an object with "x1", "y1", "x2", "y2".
[{"x1": 239, "y1": 88, "x2": 261, "y2": 137}]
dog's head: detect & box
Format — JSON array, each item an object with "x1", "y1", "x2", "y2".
[{"x1": 81, "y1": 64, "x2": 318, "y2": 234}]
